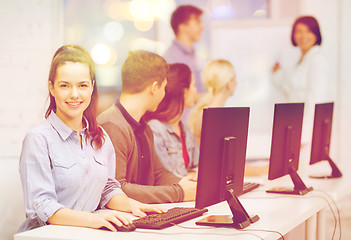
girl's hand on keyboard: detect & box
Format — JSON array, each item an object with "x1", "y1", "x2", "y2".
[
  {"x1": 129, "y1": 198, "x2": 168, "y2": 218},
  {"x1": 93, "y1": 210, "x2": 133, "y2": 232}
]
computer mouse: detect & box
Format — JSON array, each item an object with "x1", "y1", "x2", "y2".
[
  {"x1": 113, "y1": 222, "x2": 136, "y2": 232},
  {"x1": 100, "y1": 222, "x2": 136, "y2": 232}
]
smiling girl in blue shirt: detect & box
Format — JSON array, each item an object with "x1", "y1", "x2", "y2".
[{"x1": 18, "y1": 45, "x2": 163, "y2": 233}]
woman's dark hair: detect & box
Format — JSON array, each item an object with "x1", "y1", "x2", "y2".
[
  {"x1": 144, "y1": 63, "x2": 192, "y2": 122},
  {"x1": 291, "y1": 16, "x2": 322, "y2": 46},
  {"x1": 45, "y1": 45, "x2": 105, "y2": 149}
]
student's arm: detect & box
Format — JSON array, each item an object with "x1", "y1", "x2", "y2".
[
  {"x1": 100, "y1": 134, "x2": 166, "y2": 215},
  {"x1": 47, "y1": 207, "x2": 133, "y2": 232},
  {"x1": 98, "y1": 131, "x2": 126, "y2": 208},
  {"x1": 19, "y1": 132, "x2": 65, "y2": 227},
  {"x1": 178, "y1": 175, "x2": 197, "y2": 201},
  {"x1": 121, "y1": 180, "x2": 185, "y2": 203},
  {"x1": 101, "y1": 122, "x2": 184, "y2": 204},
  {"x1": 151, "y1": 152, "x2": 196, "y2": 202},
  {"x1": 106, "y1": 193, "x2": 166, "y2": 217}
]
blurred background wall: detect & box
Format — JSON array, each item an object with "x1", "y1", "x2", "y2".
[
  {"x1": 0, "y1": 1, "x2": 63, "y2": 238},
  {"x1": 0, "y1": 0, "x2": 63, "y2": 156},
  {"x1": 1, "y1": 0, "x2": 349, "y2": 163}
]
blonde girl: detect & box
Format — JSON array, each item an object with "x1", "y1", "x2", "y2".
[{"x1": 187, "y1": 59, "x2": 237, "y2": 146}]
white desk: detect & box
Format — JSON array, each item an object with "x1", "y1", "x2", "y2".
[
  {"x1": 14, "y1": 190, "x2": 327, "y2": 240},
  {"x1": 304, "y1": 161, "x2": 351, "y2": 240},
  {"x1": 260, "y1": 160, "x2": 351, "y2": 240},
  {"x1": 14, "y1": 162, "x2": 351, "y2": 240},
  {"x1": 305, "y1": 161, "x2": 351, "y2": 200}
]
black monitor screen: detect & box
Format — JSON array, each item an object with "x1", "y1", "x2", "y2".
[
  {"x1": 195, "y1": 107, "x2": 249, "y2": 209},
  {"x1": 310, "y1": 102, "x2": 333, "y2": 165},
  {"x1": 268, "y1": 103, "x2": 304, "y2": 180}
]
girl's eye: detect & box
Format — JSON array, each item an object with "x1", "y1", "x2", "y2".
[
  {"x1": 80, "y1": 84, "x2": 89, "y2": 88},
  {"x1": 59, "y1": 84, "x2": 68, "y2": 88}
]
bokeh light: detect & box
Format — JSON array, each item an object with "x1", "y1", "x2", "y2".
[
  {"x1": 91, "y1": 44, "x2": 111, "y2": 65},
  {"x1": 149, "y1": 0, "x2": 176, "y2": 20},
  {"x1": 129, "y1": 0, "x2": 175, "y2": 22},
  {"x1": 129, "y1": 0, "x2": 153, "y2": 21},
  {"x1": 133, "y1": 19, "x2": 154, "y2": 32},
  {"x1": 104, "y1": 21, "x2": 124, "y2": 41},
  {"x1": 103, "y1": 0, "x2": 133, "y2": 21}
]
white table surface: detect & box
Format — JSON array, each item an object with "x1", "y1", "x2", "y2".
[
  {"x1": 14, "y1": 160, "x2": 351, "y2": 240},
  {"x1": 14, "y1": 189, "x2": 327, "y2": 240}
]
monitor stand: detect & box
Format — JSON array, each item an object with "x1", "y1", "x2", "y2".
[
  {"x1": 196, "y1": 137, "x2": 259, "y2": 229},
  {"x1": 267, "y1": 165, "x2": 313, "y2": 195},
  {"x1": 310, "y1": 156, "x2": 342, "y2": 179},
  {"x1": 196, "y1": 189, "x2": 259, "y2": 229}
]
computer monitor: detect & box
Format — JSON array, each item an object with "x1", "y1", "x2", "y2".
[
  {"x1": 195, "y1": 107, "x2": 259, "y2": 229},
  {"x1": 310, "y1": 102, "x2": 342, "y2": 178},
  {"x1": 267, "y1": 103, "x2": 313, "y2": 195}
]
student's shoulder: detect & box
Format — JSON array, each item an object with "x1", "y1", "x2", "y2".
[
  {"x1": 98, "y1": 105, "x2": 131, "y2": 137},
  {"x1": 97, "y1": 105, "x2": 124, "y2": 125},
  {"x1": 147, "y1": 119, "x2": 163, "y2": 128},
  {"x1": 147, "y1": 119, "x2": 169, "y2": 134},
  {"x1": 23, "y1": 119, "x2": 53, "y2": 144}
]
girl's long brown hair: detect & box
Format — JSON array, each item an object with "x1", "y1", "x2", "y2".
[{"x1": 144, "y1": 63, "x2": 192, "y2": 122}]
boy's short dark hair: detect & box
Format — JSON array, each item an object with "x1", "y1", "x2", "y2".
[
  {"x1": 121, "y1": 50, "x2": 168, "y2": 94},
  {"x1": 170, "y1": 5, "x2": 203, "y2": 35}
]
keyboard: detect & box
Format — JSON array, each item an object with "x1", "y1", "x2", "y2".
[
  {"x1": 133, "y1": 207, "x2": 208, "y2": 229},
  {"x1": 242, "y1": 182, "x2": 260, "y2": 194}
]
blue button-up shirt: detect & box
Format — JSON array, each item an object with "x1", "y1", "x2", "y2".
[
  {"x1": 18, "y1": 112, "x2": 124, "y2": 232},
  {"x1": 148, "y1": 119, "x2": 199, "y2": 178}
]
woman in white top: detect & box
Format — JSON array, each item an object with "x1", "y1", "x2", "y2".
[
  {"x1": 18, "y1": 45, "x2": 163, "y2": 233},
  {"x1": 187, "y1": 59, "x2": 237, "y2": 147},
  {"x1": 272, "y1": 16, "x2": 334, "y2": 143}
]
